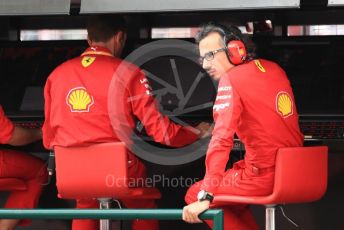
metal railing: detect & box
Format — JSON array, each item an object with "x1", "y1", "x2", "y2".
[{"x1": 0, "y1": 209, "x2": 224, "y2": 230}]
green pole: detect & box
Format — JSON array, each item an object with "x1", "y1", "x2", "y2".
[
  {"x1": 210, "y1": 209, "x2": 224, "y2": 230},
  {"x1": 0, "y1": 209, "x2": 223, "y2": 229}
]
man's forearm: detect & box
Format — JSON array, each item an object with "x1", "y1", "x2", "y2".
[{"x1": 7, "y1": 126, "x2": 42, "y2": 146}]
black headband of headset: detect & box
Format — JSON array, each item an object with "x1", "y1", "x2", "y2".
[{"x1": 216, "y1": 25, "x2": 243, "y2": 45}]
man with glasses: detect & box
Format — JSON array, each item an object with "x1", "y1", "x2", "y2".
[{"x1": 182, "y1": 23, "x2": 303, "y2": 230}]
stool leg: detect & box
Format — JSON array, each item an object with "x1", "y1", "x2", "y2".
[
  {"x1": 265, "y1": 205, "x2": 276, "y2": 230},
  {"x1": 98, "y1": 198, "x2": 112, "y2": 230}
]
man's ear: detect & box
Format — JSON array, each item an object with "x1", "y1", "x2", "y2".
[
  {"x1": 115, "y1": 31, "x2": 126, "y2": 46},
  {"x1": 87, "y1": 35, "x2": 92, "y2": 46}
]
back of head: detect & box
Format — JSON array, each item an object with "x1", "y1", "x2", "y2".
[
  {"x1": 195, "y1": 22, "x2": 256, "y2": 63},
  {"x1": 87, "y1": 14, "x2": 127, "y2": 42}
]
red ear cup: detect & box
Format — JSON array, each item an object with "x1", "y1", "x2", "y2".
[{"x1": 227, "y1": 40, "x2": 247, "y2": 65}]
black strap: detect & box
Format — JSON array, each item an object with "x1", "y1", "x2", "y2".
[{"x1": 42, "y1": 151, "x2": 55, "y2": 185}]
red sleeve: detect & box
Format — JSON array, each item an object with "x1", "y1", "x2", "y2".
[
  {"x1": 0, "y1": 106, "x2": 14, "y2": 144},
  {"x1": 200, "y1": 77, "x2": 243, "y2": 194},
  {"x1": 128, "y1": 70, "x2": 199, "y2": 147},
  {"x1": 42, "y1": 76, "x2": 54, "y2": 150}
]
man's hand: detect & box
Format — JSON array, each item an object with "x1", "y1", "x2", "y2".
[
  {"x1": 195, "y1": 122, "x2": 213, "y2": 138},
  {"x1": 8, "y1": 127, "x2": 42, "y2": 146},
  {"x1": 182, "y1": 200, "x2": 210, "y2": 224}
]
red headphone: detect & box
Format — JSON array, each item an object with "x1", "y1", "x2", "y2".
[
  {"x1": 218, "y1": 26, "x2": 247, "y2": 65},
  {"x1": 226, "y1": 40, "x2": 247, "y2": 65}
]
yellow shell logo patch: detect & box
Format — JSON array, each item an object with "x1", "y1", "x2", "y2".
[
  {"x1": 254, "y1": 60, "x2": 266, "y2": 73},
  {"x1": 66, "y1": 87, "x2": 94, "y2": 112},
  {"x1": 239, "y1": 48, "x2": 245, "y2": 56},
  {"x1": 81, "y1": 56, "x2": 96, "y2": 67},
  {"x1": 276, "y1": 91, "x2": 293, "y2": 118}
]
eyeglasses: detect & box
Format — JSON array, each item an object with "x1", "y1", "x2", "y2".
[{"x1": 199, "y1": 47, "x2": 227, "y2": 65}]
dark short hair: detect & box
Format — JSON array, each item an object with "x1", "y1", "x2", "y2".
[
  {"x1": 87, "y1": 14, "x2": 127, "y2": 42},
  {"x1": 195, "y1": 22, "x2": 256, "y2": 60}
]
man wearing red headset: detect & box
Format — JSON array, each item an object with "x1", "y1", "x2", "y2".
[
  {"x1": 182, "y1": 23, "x2": 303, "y2": 229},
  {"x1": 43, "y1": 15, "x2": 209, "y2": 230},
  {"x1": 0, "y1": 105, "x2": 47, "y2": 230}
]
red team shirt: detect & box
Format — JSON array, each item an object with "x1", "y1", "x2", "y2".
[
  {"x1": 200, "y1": 59, "x2": 304, "y2": 194},
  {"x1": 43, "y1": 46, "x2": 198, "y2": 153},
  {"x1": 0, "y1": 106, "x2": 14, "y2": 144}
]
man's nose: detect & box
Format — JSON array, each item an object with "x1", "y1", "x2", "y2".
[{"x1": 202, "y1": 59, "x2": 211, "y2": 70}]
